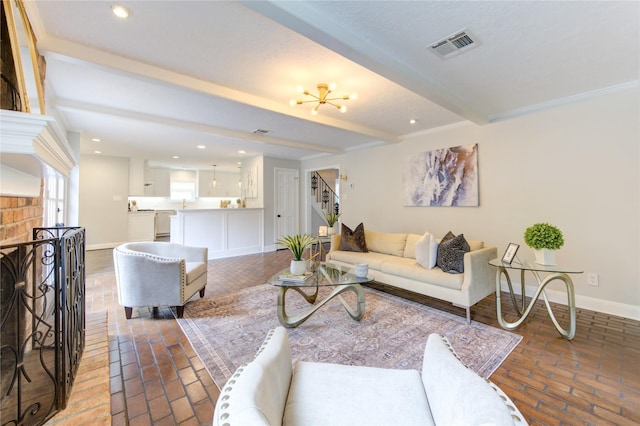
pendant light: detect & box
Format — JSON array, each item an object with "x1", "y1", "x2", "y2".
[{"x1": 211, "y1": 164, "x2": 217, "y2": 188}]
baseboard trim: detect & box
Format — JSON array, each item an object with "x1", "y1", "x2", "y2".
[{"x1": 500, "y1": 283, "x2": 640, "y2": 321}]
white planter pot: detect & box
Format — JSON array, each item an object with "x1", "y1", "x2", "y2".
[
  {"x1": 534, "y1": 248, "x2": 557, "y2": 265},
  {"x1": 327, "y1": 226, "x2": 336, "y2": 236},
  {"x1": 290, "y1": 259, "x2": 308, "y2": 275}
]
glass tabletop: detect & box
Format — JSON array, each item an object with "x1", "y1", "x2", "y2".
[
  {"x1": 489, "y1": 258, "x2": 583, "y2": 274},
  {"x1": 268, "y1": 263, "x2": 373, "y2": 287}
]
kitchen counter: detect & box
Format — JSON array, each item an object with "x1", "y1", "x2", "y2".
[{"x1": 170, "y1": 208, "x2": 264, "y2": 259}]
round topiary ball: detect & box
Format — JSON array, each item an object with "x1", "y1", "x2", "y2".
[{"x1": 524, "y1": 223, "x2": 564, "y2": 250}]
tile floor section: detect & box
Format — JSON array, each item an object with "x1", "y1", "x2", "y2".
[{"x1": 47, "y1": 249, "x2": 640, "y2": 425}]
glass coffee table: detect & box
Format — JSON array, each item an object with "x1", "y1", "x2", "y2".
[{"x1": 268, "y1": 263, "x2": 373, "y2": 328}]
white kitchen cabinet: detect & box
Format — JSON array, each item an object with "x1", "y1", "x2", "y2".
[
  {"x1": 128, "y1": 212, "x2": 155, "y2": 241},
  {"x1": 197, "y1": 170, "x2": 240, "y2": 198},
  {"x1": 129, "y1": 158, "x2": 146, "y2": 196},
  {"x1": 143, "y1": 168, "x2": 171, "y2": 197}
]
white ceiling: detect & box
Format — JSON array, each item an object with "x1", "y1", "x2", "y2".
[{"x1": 23, "y1": 1, "x2": 639, "y2": 172}]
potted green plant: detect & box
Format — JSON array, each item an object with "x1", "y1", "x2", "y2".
[
  {"x1": 524, "y1": 223, "x2": 564, "y2": 265},
  {"x1": 276, "y1": 234, "x2": 317, "y2": 275},
  {"x1": 324, "y1": 212, "x2": 341, "y2": 235}
]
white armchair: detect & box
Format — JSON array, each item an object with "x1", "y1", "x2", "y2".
[{"x1": 113, "y1": 242, "x2": 208, "y2": 319}]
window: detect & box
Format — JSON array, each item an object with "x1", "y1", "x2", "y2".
[
  {"x1": 170, "y1": 181, "x2": 195, "y2": 201},
  {"x1": 44, "y1": 171, "x2": 66, "y2": 227}
]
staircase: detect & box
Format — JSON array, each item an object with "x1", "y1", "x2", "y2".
[{"x1": 311, "y1": 171, "x2": 339, "y2": 222}]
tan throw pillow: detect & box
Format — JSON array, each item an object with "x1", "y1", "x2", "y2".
[
  {"x1": 416, "y1": 232, "x2": 438, "y2": 269},
  {"x1": 340, "y1": 223, "x2": 368, "y2": 252}
]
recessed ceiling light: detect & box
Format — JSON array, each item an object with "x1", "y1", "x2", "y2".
[
  {"x1": 111, "y1": 4, "x2": 130, "y2": 19},
  {"x1": 197, "y1": 145, "x2": 206, "y2": 149},
  {"x1": 92, "y1": 138, "x2": 101, "y2": 142},
  {"x1": 94, "y1": 150, "x2": 102, "y2": 154},
  {"x1": 172, "y1": 156, "x2": 179, "y2": 159},
  {"x1": 238, "y1": 150, "x2": 246, "y2": 154},
  {"x1": 409, "y1": 119, "x2": 417, "y2": 124}
]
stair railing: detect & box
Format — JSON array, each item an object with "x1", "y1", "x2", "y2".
[{"x1": 311, "y1": 171, "x2": 339, "y2": 216}]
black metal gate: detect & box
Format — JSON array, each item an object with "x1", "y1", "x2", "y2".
[{"x1": 1, "y1": 227, "x2": 86, "y2": 425}]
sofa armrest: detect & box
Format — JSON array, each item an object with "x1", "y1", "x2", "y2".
[
  {"x1": 328, "y1": 234, "x2": 341, "y2": 253},
  {"x1": 214, "y1": 327, "x2": 292, "y2": 426},
  {"x1": 460, "y1": 246, "x2": 498, "y2": 306},
  {"x1": 422, "y1": 334, "x2": 527, "y2": 425}
]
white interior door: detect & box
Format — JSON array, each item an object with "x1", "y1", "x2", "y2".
[{"x1": 274, "y1": 168, "x2": 299, "y2": 245}]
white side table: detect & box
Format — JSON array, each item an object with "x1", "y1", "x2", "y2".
[{"x1": 489, "y1": 258, "x2": 583, "y2": 340}]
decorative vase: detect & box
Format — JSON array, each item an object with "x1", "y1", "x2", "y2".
[
  {"x1": 290, "y1": 259, "x2": 307, "y2": 275},
  {"x1": 327, "y1": 227, "x2": 336, "y2": 236},
  {"x1": 534, "y1": 249, "x2": 556, "y2": 266}
]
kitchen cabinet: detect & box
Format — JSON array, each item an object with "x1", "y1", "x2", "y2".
[
  {"x1": 128, "y1": 212, "x2": 155, "y2": 241},
  {"x1": 144, "y1": 168, "x2": 170, "y2": 197},
  {"x1": 197, "y1": 170, "x2": 241, "y2": 198},
  {"x1": 129, "y1": 158, "x2": 146, "y2": 196}
]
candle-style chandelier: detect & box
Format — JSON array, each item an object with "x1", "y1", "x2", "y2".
[{"x1": 289, "y1": 83, "x2": 357, "y2": 115}]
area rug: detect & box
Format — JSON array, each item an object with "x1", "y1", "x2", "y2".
[{"x1": 176, "y1": 284, "x2": 521, "y2": 389}]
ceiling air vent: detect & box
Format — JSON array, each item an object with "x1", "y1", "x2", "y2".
[
  {"x1": 429, "y1": 29, "x2": 479, "y2": 59},
  {"x1": 252, "y1": 129, "x2": 271, "y2": 135}
]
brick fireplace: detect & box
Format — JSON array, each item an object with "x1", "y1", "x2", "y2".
[{"x1": 0, "y1": 185, "x2": 44, "y2": 245}]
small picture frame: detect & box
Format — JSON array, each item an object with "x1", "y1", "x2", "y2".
[
  {"x1": 318, "y1": 225, "x2": 328, "y2": 237},
  {"x1": 502, "y1": 243, "x2": 519, "y2": 264}
]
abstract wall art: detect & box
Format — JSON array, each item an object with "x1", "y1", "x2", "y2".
[{"x1": 403, "y1": 143, "x2": 479, "y2": 207}]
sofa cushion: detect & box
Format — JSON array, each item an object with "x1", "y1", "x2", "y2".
[
  {"x1": 364, "y1": 230, "x2": 408, "y2": 257},
  {"x1": 284, "y1": 361, "x2": 434, "y2": 426},
  {"x1": 436, "y1": 232, "x2": 470, "y2": 274},
  {"x1": 422, "y1": 334, "x2": 518, "y2": 425},
  {"x1": 415, "y1": 232, "x2": 438, "y2": 269},
  {"x1": 327, "y1": 250, "x2": 392, "y2": 271},
  {"x1": 213, "y1": 328, "x2": 292, "y2": 426},
  {"x1": 380, "y1": 257, "x2": 464, "y2": 290},
  {"x1": 403, "y1": 233, "x2": 423, "y2": 258},
  {"x1": 340, "y1": 223, "x2": 368, "y2": 252}
]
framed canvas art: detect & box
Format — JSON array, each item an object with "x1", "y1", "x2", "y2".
[{"x1": 403, "y1": 143, "x2": 478, "y2": 207}]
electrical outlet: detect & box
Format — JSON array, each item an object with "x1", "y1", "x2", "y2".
[{"x1": 587, "y1": 273, "x2": 599, "y2": 287}]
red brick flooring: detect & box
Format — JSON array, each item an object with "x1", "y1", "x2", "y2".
[{"x1": 49, "y1": 249, "x2": 639, "y2": 425}]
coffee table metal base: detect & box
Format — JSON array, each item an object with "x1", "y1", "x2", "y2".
[{"x1": 277, "y1": 283, "x2": 365, "y2": 328}]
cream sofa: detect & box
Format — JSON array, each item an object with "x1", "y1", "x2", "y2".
[
  {"x1": 213, "y1": 327, "x2": 527, "y2": 426},
  {"x1": 326, "y1": 230, "x2": 497, "y2": 323}
]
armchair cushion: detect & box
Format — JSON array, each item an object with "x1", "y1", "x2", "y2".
[{"x1": 283, "y1": 361, "x2": 433, "y2": 426}]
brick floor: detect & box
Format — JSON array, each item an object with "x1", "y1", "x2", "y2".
[{"x1": 48, "y1": 249, "x2": 640, "y2": 425}]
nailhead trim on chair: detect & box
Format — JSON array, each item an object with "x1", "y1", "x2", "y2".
[
  {"x1": 438, "y1": 335, "x2": 527, "y2": 424},
  {"x1": 216, "y1": 329, "x2": 277, "y2": 426}
]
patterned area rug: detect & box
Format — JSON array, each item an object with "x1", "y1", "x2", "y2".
[{"x1": 176, "y1": 284, "x2": 521, "y2": 389}]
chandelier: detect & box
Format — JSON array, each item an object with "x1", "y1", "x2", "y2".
[{"x1": 289, "y1": 83, "x2": 356, "y2": 115}]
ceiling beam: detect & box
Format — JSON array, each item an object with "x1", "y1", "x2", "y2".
[
  {"x1": 37, "y1": 36, "x2": 400, "y2": 144},
  {"x1": 241, "y1": 0, "x2": 489, "y2": 125},
  {"x1": 54, "y1": 99, "x2": 345, "y2": 155}
]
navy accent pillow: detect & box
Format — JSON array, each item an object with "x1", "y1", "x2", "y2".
[
  {"x1": 340, "y1": 223, "x2": 368, "y2": 253},
  {"x1": 436, "y1": 232, "x2": 470, "y2": 274}
]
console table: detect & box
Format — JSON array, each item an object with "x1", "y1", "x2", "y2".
[{"x1": 489, "y1": 258, "x2": 583, "y2": 340}]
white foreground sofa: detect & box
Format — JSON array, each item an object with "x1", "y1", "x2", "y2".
[
  {"x1": 113, "y1": 242, "x2": 208, "y2": 318},
  {"x1": 213, "y1": 327, "x2": 527, "y2": 426},
  {"x1": 326, "y1": 230, "x2": 497, "y2": 323}
]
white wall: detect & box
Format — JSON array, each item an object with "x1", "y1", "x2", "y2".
[
  {"x1": 79, "y1": 154, "x2": 129, "y2": 248},
  {"x1": 302, "y1": 88, "x2": 640, "y2": 319}
]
